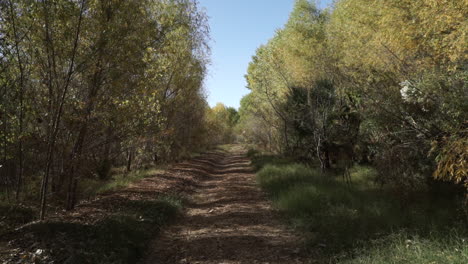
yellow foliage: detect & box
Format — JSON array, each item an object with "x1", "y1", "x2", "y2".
[
  {"x1": 433, "y1": 134, "x2": 468, "y2": 189},
  {"x1": 330, "y1": 0, "x2": 467, "y2": 75}
]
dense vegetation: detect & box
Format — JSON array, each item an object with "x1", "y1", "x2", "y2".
[
  {"x1": 239, "y1": 0, "x2": 467, "y2": 196},
  {"x1": 240, "y1": 0, "x2": 467, "y2": 262},
  {"x1": 0, "y1": 0, "x2": 232, "y2": 219},
  {"x1": 9, "y1": 196, "x2": 182, "y2": 263},
  {"x1": 0, "y1": 0, "x2": 466, "y2": 263},
  {"x1": 252, "y1": 154, "x2": 467, "y2": 263}
]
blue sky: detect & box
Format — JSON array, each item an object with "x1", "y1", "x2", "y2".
[{"x1": 199, "y1": 0, "x2": 331, "y2": 109}]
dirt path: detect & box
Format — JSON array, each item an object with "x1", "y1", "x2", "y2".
[{"x1": 143, "y1": 146, "x2": 310, "y2": 264}]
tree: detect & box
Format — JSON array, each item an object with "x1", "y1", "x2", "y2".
[
  {"x1": 242, "y1": 0, "x2": 467, "y2": 191},
  {"x1": 0, "y1": 0, "x2": 212, "y2": 219}
]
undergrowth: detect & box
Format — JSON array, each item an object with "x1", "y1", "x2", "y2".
[
  {"x1": 9, "y1": 195, "x2": 182, "y2": 264},
  {"x1": 0, "y1": 203, "x2": 36, "y2": 236},
  {"x1": 343, "y1": 232, "x2": 467, "y2": 264},
  {"x1": 78, "y1": 166, "x2": 167, "y2": 199},
  {"x1": 252, "y1": 153, "x2": 468, "y2": 263},
  {"x1": 1, "y1": 163, "x2": 180, "y2": 263},
  {"x1": 1, "y1": 165, "x2": 168, "y2": 209}
]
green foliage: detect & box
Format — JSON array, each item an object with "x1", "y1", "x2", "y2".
[
  {"x1": 241, "y1": 0, "x2": 468, "y2": 191},
  {"x1": 255, "y1": 155, "x2": 467, "y2": 260},
  {"x1": 250, "y1": 154, "x2": 292, "y2": 172},
  {"x1": 343, "y1": 232, "x2": 468, "y2": 264},
  {"x1": 0, "y1": 0, "x2": 211, "y2": 213},
  {"x1": 236, "y1": 94, "x2": 278, "y2": 150},
  {"x1": 246, "y1": 148, "x2": 259, "y2": 158},
  {"x1": 205, "y1": 103, "x2": 240, "y2": 144},
  {"x1": 78, "y1": 166, "x2": 167, "y2": 199},
  {"x1": 10, "y1": 196, "x2": 182, "y2": 264}
]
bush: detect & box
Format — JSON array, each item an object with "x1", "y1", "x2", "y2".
[
  {"x1": 250, "y1": 154, "x2": 291, "y2": 171},
  {"x1": 255, "y1": 157, "x2": 467, "y2": 261},
  {"x1": 246, "y1": 148, "x2": 259, "y2": 158}
]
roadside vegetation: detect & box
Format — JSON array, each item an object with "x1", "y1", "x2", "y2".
[
  {"x1": 4, "y1": 195, "x2": 182, "y2": 263},
  {"x1": 1, "y1": 154, "x2": 186, "y2": 263},
  {"x1": 78, "y1": 166, "x2": 168, "y2": 199},
  {"x1": 1, "y1": 0, "x2": 466, "y2": 263},
  {"x1": 0, "y1": 0, "x2": 239, "y2": 220},
  {"x1": 0, "y1": 0, "x2": 213, "y2": 219},
  {"x1": 238, "y1": 0, "x2": 467, "y2": 262},
  {"x1": 251, "y1": 151, "x2": 467, "y2": 263},
  {"x1": 0, "y1": 0, "x2": 243, "y2": 262}
]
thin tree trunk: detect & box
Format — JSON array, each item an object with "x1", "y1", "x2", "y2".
[
  {"x1": 65, "y1": 123, "x2": 89, "y2": 210},
  {"x1": 126, "y1": 149, "x2": 133, "y2": 172},
  {"x1": 66, "y1": 166, "x2": 79, "y2": 211},
  {"x1": 100, "y1": 125, "x2": 113, "y2": 179},
  {"x1": 2, "y1": 84, "x2": 11, "y2": 202},
  {"x1": 40, "y1": 0, "x2": 85, "y2": 220},
  {"x1": 316, "y1": 137, "x2": 330, "y2": 173},
  {"x1": 153, "y1": 152, "x2": 158, "y2": 164},
  {"x1": 8, "y1": 0, "x2": 26, "y2": 202},
  {"x1": 283, "y1": 120, "x2": 290, "y2": 154},
  {"x1": 65, "y1": 43, "x2": 106, "y2": 210}
]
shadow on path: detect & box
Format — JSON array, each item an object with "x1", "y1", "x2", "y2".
[{"x1": 143, "y1": 145, "x2": 310, "y2": 264}]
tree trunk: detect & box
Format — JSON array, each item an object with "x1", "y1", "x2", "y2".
[
  {"x1": 126, "y1": 149, "x2": 133, "y2": 172},
  {"x1": 39, "y1": 0, "x2": 85, "y2": 220},
  {"x1": 64, "y1": 91, "x2": 95, "y2": 210},
  {"x1": 283, "y1": 120, "x2": 290, "y2": 154},
  {"x1": 153, "y1": 152, "x2": 158, "y2": 164},
  {"x1": 66, "y1": 166, "x2": 78, "y2": 211},
  {"x1": 8, "y1": 0, "x2": 26, "y2": 202},
  {"x1": 317, "y1": 138, "x2": 331, "y2": 173},
  {"x1": 98, "y1": 125, "x2": 113, "y2": 180},
  {"x1": 2, "y1": 92, "x2": 11, "y2": 202}
]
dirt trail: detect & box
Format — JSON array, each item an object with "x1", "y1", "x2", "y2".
[{"x1": 143, "y1": 145, "x2": 310, "y2": 264}]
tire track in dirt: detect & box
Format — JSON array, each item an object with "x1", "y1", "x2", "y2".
[{"x1": 143, "y1": 145, "x2": 310, "y2": 264}]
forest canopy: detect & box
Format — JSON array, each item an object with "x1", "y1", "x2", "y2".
[
  {"x1": 238, "y1": 0, "x2": 467, "y2": 191},
  {"x1": 0, "y1": 0, "x2": 219, "y2": 218}
]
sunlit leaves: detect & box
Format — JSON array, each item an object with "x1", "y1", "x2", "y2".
[
  {"x1": 0, "y1": 0, "x2": 211, "y2": 206},
  {"x1": 433, "y1": 135, "x2": 468, "y2": 189},
  {"x1": 242, "y1": 0, "x2": 467, "y2": 189}
]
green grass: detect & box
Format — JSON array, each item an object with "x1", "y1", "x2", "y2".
[
  {"x1": 78, "y1": 166, "x2": 167, "y2": 199},
  {"x1": 250, "y1": 153, "x2": 292, "y2": 171},
  {"x1": 11, "y1": 195, "x2": 182, "y2": 264},
  {"x1": 2, "y1": 165, "x2": 168, "y2": 207},
  {"x1": 254, "y1": 153, "x2": 467, "y2": 263},
  {"x1": 216, "y1": 144, "x2": 237, "y2": 152},
  {"x1": 103, "y1": 167, "x2": 167, "y2": 192},
  {"x1": 343, "y1": 232, "x2": 468, "y2": 264}
]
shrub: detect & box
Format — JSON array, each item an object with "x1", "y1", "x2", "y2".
[{"x1": 255, "y1": 158, "x2": 467, "y2": 261}]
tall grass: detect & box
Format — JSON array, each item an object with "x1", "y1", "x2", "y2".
[
  {"x1": 78, "y1": 166, "x2": 167, "y2": 199},
  {"x1": 343, "y1": 232, "x2": 467, "y2": 264},
  {"x1": 255, "y1": 157, "x2": 467, "y2": 263}
]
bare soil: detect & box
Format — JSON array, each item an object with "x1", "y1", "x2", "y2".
[{"x1": 143, "y1": 145, "x2": 311, "y2": 264}]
